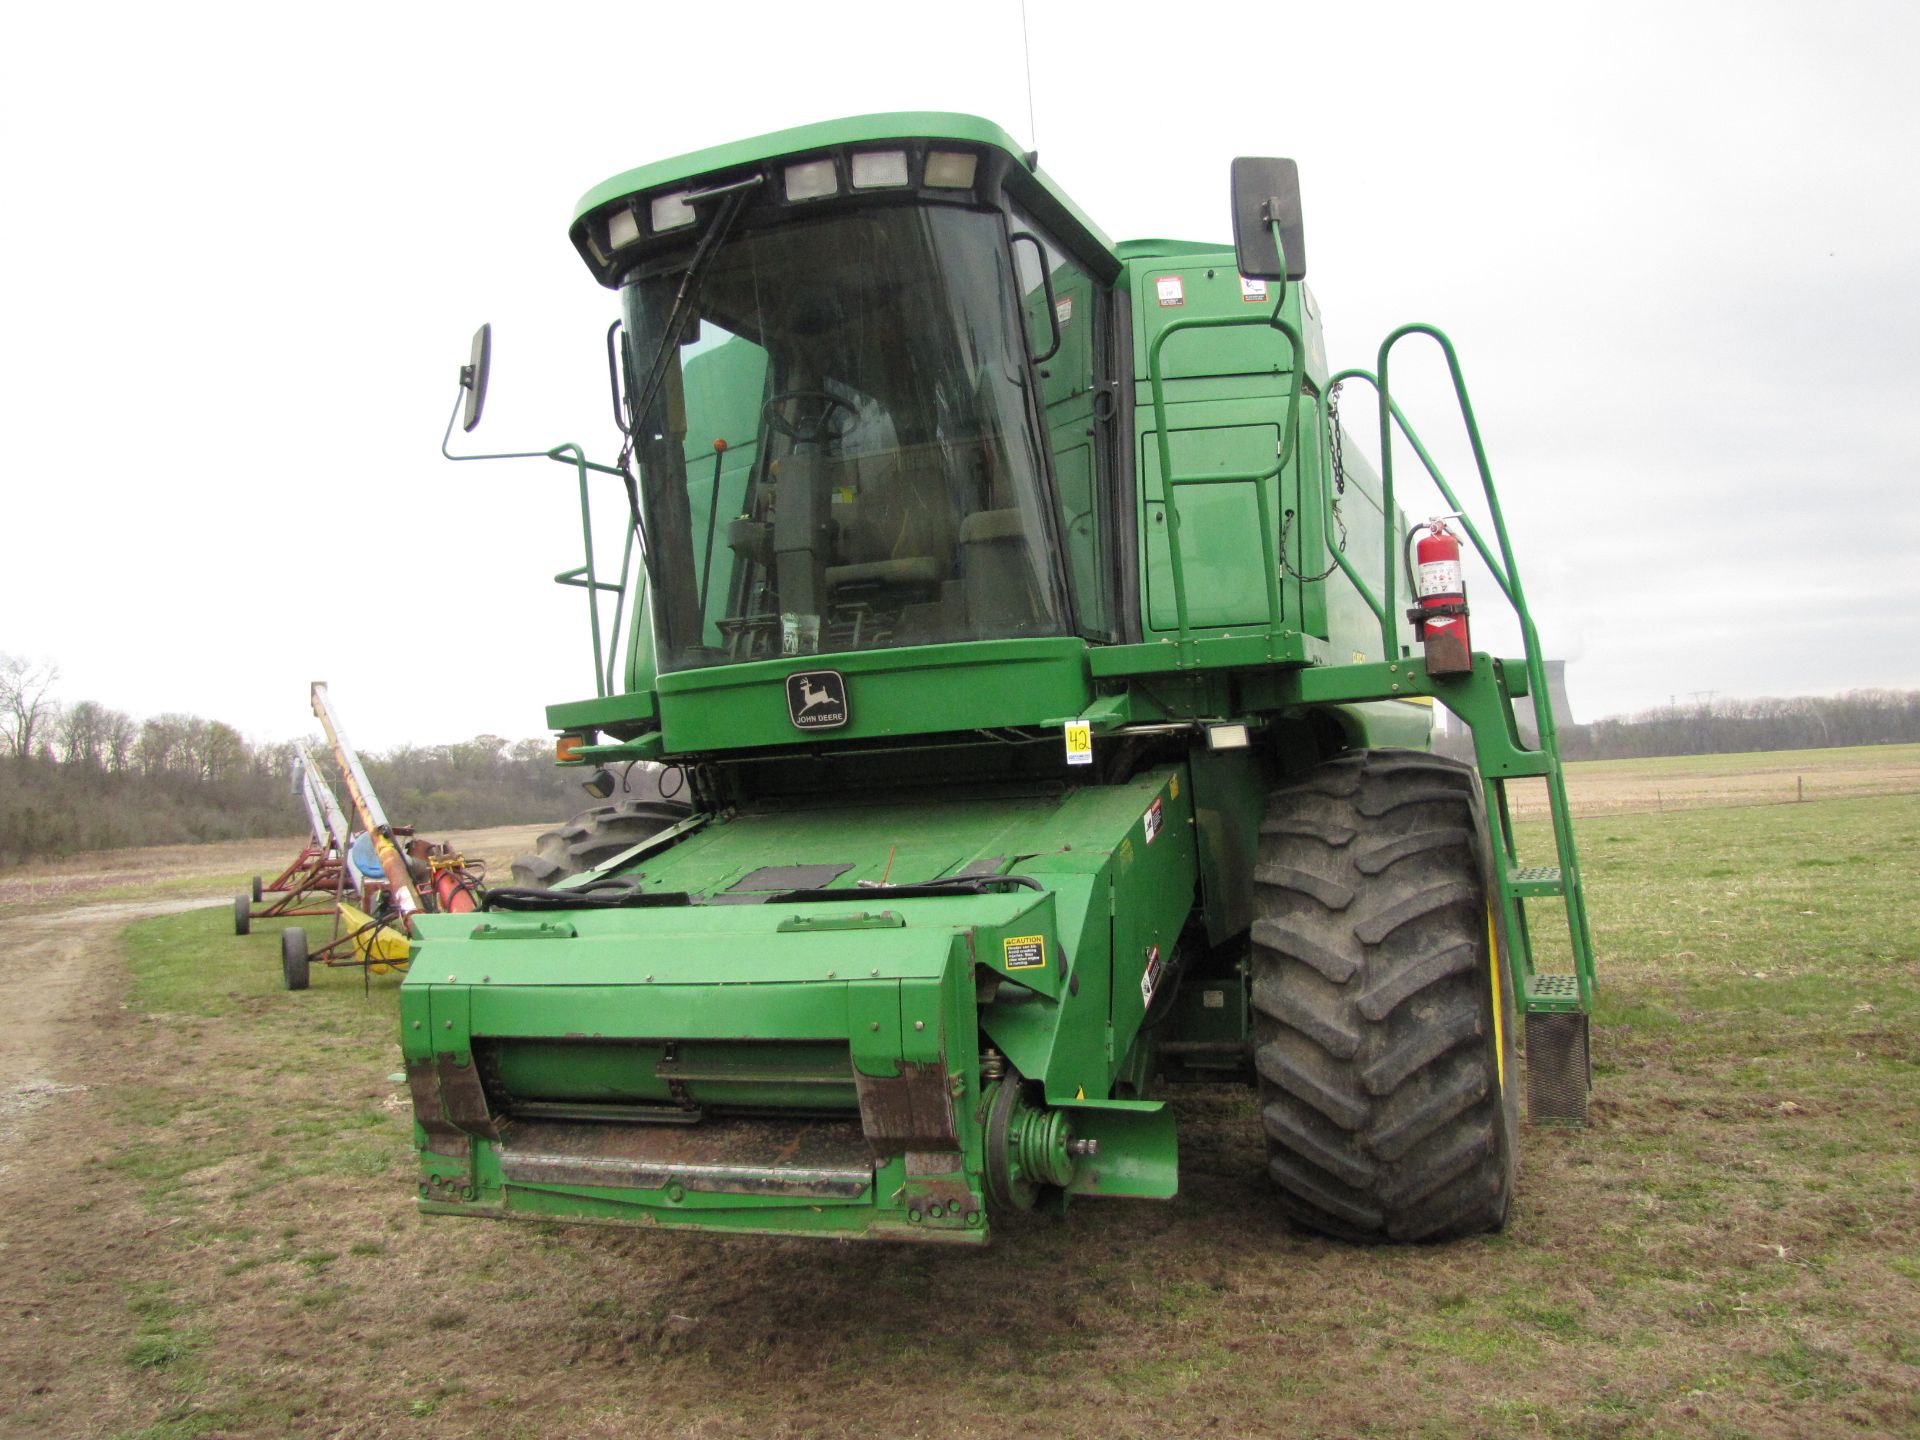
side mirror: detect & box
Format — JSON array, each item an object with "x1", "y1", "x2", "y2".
[
  {"x1": 460, "y1": 323, "x2": 492, "y2": 433},
  {"x1": 1229, "y1": 158, "x2": 1306, "y2": 283}
]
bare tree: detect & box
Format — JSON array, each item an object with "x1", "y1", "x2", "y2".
[
  {"x1": 204, "y1": 721, "x2": 247, "y2": 782},
  {"x1": 102, "y1": 708, "x2": 137, "y2": 775},
  {"x1": 0, "y1": 653, "x2": 60, "y2": 760},
  {"x1": 57, "y1": 699, "x2": 107, "y2": 769}
]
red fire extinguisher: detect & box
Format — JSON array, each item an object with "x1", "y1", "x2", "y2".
[{"x1": 1407, "y1": 517, "x2": 1472, "y2": 675}]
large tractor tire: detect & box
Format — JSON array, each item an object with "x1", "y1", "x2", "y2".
[
  {"x1": 1251, "y1": 749, "x2": 1518, "y2": 1243},
  {"x1": 509, "y1": 770, "x2": 691, "y2": 889}
]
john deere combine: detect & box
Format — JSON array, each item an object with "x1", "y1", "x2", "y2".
[{"x1": 412, "y1": 113, "x2": 1594, "y2": 1244}]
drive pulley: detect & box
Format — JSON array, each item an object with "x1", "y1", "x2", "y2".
[{"x1": 982, "y1": 1076, "x2": 1096, "y2": 1210}]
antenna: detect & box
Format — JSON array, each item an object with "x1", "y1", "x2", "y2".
[{"x1": 1020, "y1": 0, "x2": 1037, "y2": 151}]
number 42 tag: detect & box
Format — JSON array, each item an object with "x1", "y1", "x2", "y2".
[{"x1": 1063, "y1": 720, "x2": 1093, "y2": 767}]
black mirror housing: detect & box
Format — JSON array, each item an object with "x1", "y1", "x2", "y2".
[
  {"x1": 1230, "y1": 158, "x2": 1306, "y2": 283},
  {"x1": 461, "y1": 322, "x2": 492, "y2": 433}
]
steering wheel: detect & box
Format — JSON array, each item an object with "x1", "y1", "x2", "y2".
[{"x1": 763, "y1": 389, "x2": 861, "y2": 446}]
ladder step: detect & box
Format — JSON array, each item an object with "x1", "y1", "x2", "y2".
[
  {"x1": 1523, "y1": 972, "x2": 1583, "y2": 1010},
  {"x1": 1507, "y1": 865, "x2": 1563, "y2": 897}
]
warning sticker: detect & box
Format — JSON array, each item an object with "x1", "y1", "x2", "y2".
[
  {"x1": 1055, "y1": 295, "x2": 1074, "y2": 326},
  {"x1": 1155, "y1": 275, "x2": 1184, "y2": 308},
  {"x1": 1140, "y1": 944, "x2": 1163, "y2": 1005},
  {"x1": 1169, "y1": 774, "x2": 1180, "y2": 800},
  {"x1": 1240, "y1": 277, "x2": 1268, "y2": 303},
  {"x1": 1144, "y1": 796, "x2": 1164, "y2": 845},
  {"x1": 1003, "y1": 935, "x2": 1046, "y2": 971},
  {"x1": 1416, "y1": 560, "x2": 1463, "y2": 597},
  {"x1": 1063, "y1": 720, "x2": 1093, "y2": 767}
]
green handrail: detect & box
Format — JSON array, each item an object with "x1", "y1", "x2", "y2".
[
  {"x1": 441, "y1": 396, "x2": 637, "y2": 701},
  {"x1": 1325, "y1": 371, "x2": 1514, "y2": 608},
  {"x1": 544, "y1": 443, "x2": 637, "y2": 699},
  {"x1": 1366, "y1": 324, "x2": 1595, "y2": 1008}
]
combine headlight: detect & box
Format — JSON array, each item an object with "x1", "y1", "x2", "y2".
[
  {"x1": 850, "y1": 150, "x2": 909, "y2": 189},
  {"x1": 650, "y1": 191, "x2": 696, "y2": 231},
  {"x1": 924, "y1": 150, "x2": 978, "y2": 189},
  {"x1": 783, "y1": 158, "x2": 838, "y2": 201},
  {"x1": 606, "y1": 207, "x2": 641, "y2": 250}
]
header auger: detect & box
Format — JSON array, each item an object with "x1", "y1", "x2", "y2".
[{"x1": 416, "y1": 113, "x2": 1594, "y2": 1245}]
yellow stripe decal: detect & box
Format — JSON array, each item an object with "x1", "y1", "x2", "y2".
[{"x1": 1487, "y1": 906, "x2": 1506, "y2": 1092}]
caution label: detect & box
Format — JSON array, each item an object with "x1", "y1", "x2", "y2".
[
  {"x1": 1240, "y1": 277, "x2": 1268, "y2": 303},
  {"x1": 1144, "y1": 796, "x2": 1165, "y2": 845},
  {"x1": 1416, "y1": 560, "x2": 1463, "y2": 597},
  {"x1": 1140, "y1": 944, "x2": 1162, "y2": 1004},
  {"x1": 1003, "y1": 935, "x2": 1047, "y2": 970},
  {"x1": 1155, "y1": 275, "x2": 1185, "y2": 308}
]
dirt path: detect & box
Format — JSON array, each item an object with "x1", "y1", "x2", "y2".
[
  {"x1": 0, "y1": 825, "x2": 541, "y2": 1180},
  {"x1": 0, "y1": 895, "x2": 224, "y2": 1178}
]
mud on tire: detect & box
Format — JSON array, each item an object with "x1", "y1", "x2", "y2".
[
  {"x1": 509, "y1": 766, "x2": 691, "y2": 889},
  {"x1": 1251, "y1": 749, "x2": 1519, "y2": 1242}
]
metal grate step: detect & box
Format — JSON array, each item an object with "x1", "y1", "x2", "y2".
[
  {"x1": 1524, "y1": 972, "x2": 1582, "y2": 1008},
  {"x1": 1508, "y1": 865, "x2": 1563, "y2": 897}
]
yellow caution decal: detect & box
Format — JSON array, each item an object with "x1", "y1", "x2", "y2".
[{"x1": 1003, "y1": 935, "x2": 1046, "y2": 970}]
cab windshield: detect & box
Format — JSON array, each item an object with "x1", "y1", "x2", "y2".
[{"x1": 621, "y1": 204, "x2": 1069, "y2": 672}]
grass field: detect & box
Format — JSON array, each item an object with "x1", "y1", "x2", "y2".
[{"x1": 0, "y1": 752, "x2": 1915, "y2": 1438}]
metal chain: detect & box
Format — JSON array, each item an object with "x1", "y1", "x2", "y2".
[
  {"x1": 1279, "y1": 500, "x2": 1347, "y2": 582},
  {"x1": 1327, "y1": 383, "x2": 1347, "y2": 496},
  {"x1": 1277, "y1": 383, "x2": 1350, "y2": 583}
]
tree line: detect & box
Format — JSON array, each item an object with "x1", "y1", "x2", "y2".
[
  {"x1": 1557, "y1": 688, "x2": 1920, "y2": 760},
  {"x1": 0, "y1": 654, "x2": 584, "y2": 866},
  {"x1": 1434, "y1": 686, "x2": 1920, "y2": 762}
]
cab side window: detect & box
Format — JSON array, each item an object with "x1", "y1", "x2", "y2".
[{"x1": 1011, "y1": 208, "x2": 1113, "y2": 641}]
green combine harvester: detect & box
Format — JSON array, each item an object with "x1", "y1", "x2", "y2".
[{"x1": 412, "y1": 113, "x2": 1595, "y2": 1245}]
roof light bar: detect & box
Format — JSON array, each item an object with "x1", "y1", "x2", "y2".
[
  {"x1": 606, "y1": 207, "x2": 641, "y2": 250},
  {"x1": 783, "y1": 158, "x2": 838, "y2": 202},
  {"x1": 850, "y1": 150, "x2": 910, "y2": 189},
  {"x1": 924, "y1": 151, "x2": 978, "y2": 188},
  {"x1": 650, "y1": 191, "x2": 696, "y2": 232}
]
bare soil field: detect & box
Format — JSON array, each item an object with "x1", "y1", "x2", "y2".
[
  {"x1": 0, "y1": 761, "x2": 1914, "y2": 1439},
  {"x1": 1506, "y1": 742, "x2": 1920, "y2": 817}
]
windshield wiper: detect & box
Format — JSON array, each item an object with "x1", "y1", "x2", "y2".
[{"x1": 629, "y1": 176, "x2": 762, "y2": 433}]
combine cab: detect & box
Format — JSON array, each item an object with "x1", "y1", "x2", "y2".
[{"x1": 414, "y1": 114, "x2": 1595, "y2": 1244}]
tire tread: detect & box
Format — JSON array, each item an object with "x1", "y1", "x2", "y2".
[{"x1": 1250, "y1": 748, "x2": 1517, "y2": 1243}]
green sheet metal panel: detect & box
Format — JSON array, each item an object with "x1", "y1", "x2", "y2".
[
  {"x1": 1139, "y1": 422, "x2": 1283, "y2": 630},
  {"x1": 653, "y1": 637, "x2": 1092, "y2": 752}
]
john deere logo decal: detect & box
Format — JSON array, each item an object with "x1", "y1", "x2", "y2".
[{"x1": 786, "y1": 670, "x2": 849, "y2": 730}]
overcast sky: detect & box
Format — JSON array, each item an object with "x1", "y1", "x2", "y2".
[{"x1": 3, "y1": 1, "x2": 1915, "y2": 750}]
